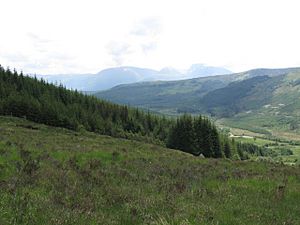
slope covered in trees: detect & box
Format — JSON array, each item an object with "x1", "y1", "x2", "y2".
[
  {"x1": 0, "y1": 65, "x2": 172, "y2": 143},
  {"x1": 0, "y1": 65, "x2": 267, "y2": 159}
]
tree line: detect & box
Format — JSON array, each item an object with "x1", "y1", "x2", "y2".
[{"x1": 0, "y1": 65, "x2": 268, "y2": 159}]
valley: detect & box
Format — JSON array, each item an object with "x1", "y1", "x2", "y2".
[
  {"x1": 219, "y1": 125, "x2": 300, "y2": 166},
  {"x1": 97, "y1": 67, "x2": 300, "y2": 150},
  {"x1": 2, "y1": 1, "x2": 300, "y2": 224}
]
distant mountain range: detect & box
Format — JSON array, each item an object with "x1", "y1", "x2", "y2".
[
  {"x1": 35, "y1": 64, "x2": 232, "y2": 91},
  {"x1": 96, "y1": 67, "x2": 300, "y2": 139}
]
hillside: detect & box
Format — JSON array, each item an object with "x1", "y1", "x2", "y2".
[
  {"x1": 1, "y1": 116, "x2": 300, "y2": 225},
  {"x1": 217, "y1": 71, "x2": 300, "y2": 140},
  {"x1": 200, "y1": 75, "x2": 284, "y2": 117},
  {"x1": 96, "y1": 67, "x2": 300, "y2": 138},
  {"x1": 95, "y1": 74, "x2": 235, "y2": 114},
  {"x1": 96, "y1": 67, "x2": 300, "y2": 113},
  {"x1": 2, "y1": 65, "x2": 261, "y2": 159}
]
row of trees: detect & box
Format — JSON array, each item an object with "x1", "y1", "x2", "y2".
[
  {"x1": 167, "y1": 115, "x2": 223, "y2": 157},
  {"x1": 166, "y1": 114, "x2": 269, "y2": 158},
  {"x1": 0, "y1": 65, "x2": 267, "y2": 159}
]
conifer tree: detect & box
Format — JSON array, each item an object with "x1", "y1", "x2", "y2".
[
  {"x1": 224, "y1": 139, "x2": 232, "y2": 158},
  {"x1": 194, "y1": 116, "x2": 205, "y2": 155},
  {"x1": 211, "y1": 126, "x2": 222, "y2": 158}
]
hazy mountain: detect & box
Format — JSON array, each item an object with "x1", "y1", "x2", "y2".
[
  {"x1": 186, "y1": 64, "x2": 232, "y2": 78},
  {"x1": 35, "y1": 67, "x2": 158, "y2": 91},
  {"x1": 35, "y1": 65, "x2": 232, "y2": 91},
  {"x1": 35, "y1": 73, "x2": 94, "y2": 90}
]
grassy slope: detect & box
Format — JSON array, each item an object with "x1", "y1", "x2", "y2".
[{"x1": 0, "y1": 116, "x2": 300, "y2": 225}]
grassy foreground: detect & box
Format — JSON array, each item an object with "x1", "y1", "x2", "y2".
[{"x1": 0, "y1": 116, "x2": 299, "y2": 225}]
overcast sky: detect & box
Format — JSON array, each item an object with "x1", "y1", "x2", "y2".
[{"x1": 1, "y1": 0, "x2": 300, "y2": 75}]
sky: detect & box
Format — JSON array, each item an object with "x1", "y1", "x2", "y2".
[{"x1": 1, "y1": 0, "x2": 300, "y2": 75}]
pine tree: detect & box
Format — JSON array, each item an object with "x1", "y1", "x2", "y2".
[
  {"x1": 211, "y1": 126, "x2": 222, "y2": 158},
  {"x1": 194, "y1": 116, "x2": 205, "y2": 155},
  {"x1": 224, "y1": 140, "x2": 232, "y2": 158},
  {"x1": 201, "y1": 119, "x2": 213, "y2": 157},
  {"x1": 167, "y1": 114, "x2": 195, "y2": 154}
]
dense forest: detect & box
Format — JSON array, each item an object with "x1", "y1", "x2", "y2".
[{"x1": 0, "y1": 65, "x2": 268, "y2": 158}]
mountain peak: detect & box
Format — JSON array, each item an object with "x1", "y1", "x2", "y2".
[{"x1": 35, "y1": 64, "x2": 233, "y2": 91}]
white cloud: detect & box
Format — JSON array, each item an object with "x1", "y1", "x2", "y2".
[
  {"x1": 131, "y1": 17, "x2": 162, "y2": 37},
  {"x1": 106, "y1": 41, "x2": 131, "y2": 66},
  {"x1": 0, "y1": 0, "x2": 300, "y2": 74}
]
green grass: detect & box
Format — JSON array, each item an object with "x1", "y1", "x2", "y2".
[{"x1": 0, "y1": 116, "x2": 300, "y2": 225}]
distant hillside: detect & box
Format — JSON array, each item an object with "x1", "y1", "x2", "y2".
[
  {"x1": 96, "y1": 67, "x2": 299, "y2": 113},
  {"x1": 95, "y1": 75, "x2": 233, "y2": 114},
  {"x1": 35, "y1": 64, "x2": 232, "y2": 91},
  {"x1": 200, "y1": 75, "x2": 284, "y2": 117},
  {"x1": 219, "y1": 70, "x2": 300, "y2": 138},
  {"x1": 96, "y1": 67, "x2": 300, "y2": 137}
]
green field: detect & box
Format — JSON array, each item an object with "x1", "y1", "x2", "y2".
[
  {"x1": 232, "y1": 135, "x2": 300, "y2": 165},
  {"x1": 0, "y1": 116, "x2": 300, "y2": 225},
  {"x1": 217, "y1": 123, "x2": 300, "y2": 165}
]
